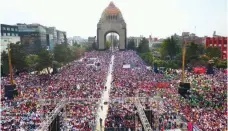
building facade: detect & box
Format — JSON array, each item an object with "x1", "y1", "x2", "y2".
[
  {"x1": 57, "y1": 30, "x2": 67, "y2": 44},
  {"x1": 204, "y1": 36, "x2": 227, "y2": 59},
  {"x1": 17, "y1": 23, "x2": 48, "y2": 52},
  {"x1": 1, "y1": 24, "x2": 20, "y2": 53}
]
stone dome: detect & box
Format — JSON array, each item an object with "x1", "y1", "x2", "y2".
[{"x1": 103, "y1": 2, "x2": 120, "y2": 15}]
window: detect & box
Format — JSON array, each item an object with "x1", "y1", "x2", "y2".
[
  {"x1": 210, "y1": 44, "x2": 212, "y2": 46},
  {"x1": 3, "y1": 33, "x2": 6, "y2": 36},
  {"x1": 7, "y1": 33, "x2": 10, "y2": 36},
  {"x1": 219, "y1": 44, "x2": 221, "y2": 46},
  {"x1": 2, "y1": 27, "x2": 6, "y2": 30},
  {"x1": 7, "y1": 27, "x2": 10, "y2": 30},
  {"x1": 224, "y1": 44, "x2": 227, "y2": 47},
  {"x1": 11, "y1": 28, "x2": 14, "y2": 31}
]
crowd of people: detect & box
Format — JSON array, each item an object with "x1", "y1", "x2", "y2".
[
  {"x1": 105, "y1": 100, "x2": 137, "y2": 130},
  {"x1": 59, "y1": 100, "x2": 97, "y2": 131},
  {"x1": 1, "y1": 51, "x2": 111, "y2": 131},
  {"x1": 1, "y1": 49, "x2": 227, "y2": 131}
]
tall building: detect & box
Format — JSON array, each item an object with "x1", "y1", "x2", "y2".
[
  {"x1": 204, "y1": 36, "x2": 227, "y2": 59},
  {"x1": 46, "y1": 27, "x2": 57, "y2": 45},
  {"x1": 57, "y1": 30, "x2": 67, "y2": 44},
  {"x1": 17, "y1": 23, "x2": 48, "y2": 52},
  {"x1": 0, "y1": 24, "x2": 20, "y2": 53}
]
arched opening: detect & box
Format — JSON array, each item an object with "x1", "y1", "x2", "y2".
[{"x1": 105, "y1": 32, "x2": 119, "y2": 50}]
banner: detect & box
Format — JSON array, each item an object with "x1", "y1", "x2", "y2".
[
  {"x1": 193, "y1": 67, "x2": 206, "y2": 74},
  {"x1": 123, "y1": 64, "x2": 131, "y2": 69}
]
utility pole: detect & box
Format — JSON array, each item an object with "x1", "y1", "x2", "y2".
[
  {"x1": 7, "y1": 40, "x2": 14, "y2": 84},
  {"x1": 181, "y1": 40, "x2": 186, "y2": 83}
]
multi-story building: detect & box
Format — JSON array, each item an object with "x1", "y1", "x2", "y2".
[
  {"x1": 68, "y1": 36, "x2": 87, "y2": 46},
  {"x1": 57, "y1": 30, "x2": 67, "y2": 44},
  {"x1": 0, "y1": 24, "x2": 20, "y2": 53},
  {"x1": 46, "y1": 34, "x2": 54, "y2": 51},
  {"x1": 88, "y1": 36, "x2": 96, "y2": 45},
  {"x1": 204, "y1": 36, "x2": 227, "y2": 59},
  {"x1": 46, "y1": 27, "x2": 57, "y2": 45},
  {"x1": 17, "y1": 23, "x2": 48, "y2": 52}
]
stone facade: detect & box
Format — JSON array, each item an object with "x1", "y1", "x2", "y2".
[{"x1": 97, "y1": 2, "x2": 127, "y2": 50}]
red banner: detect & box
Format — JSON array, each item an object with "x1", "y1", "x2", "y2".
[{"x1": 193, "y1": 67, "x2": 206, "y2": 74}]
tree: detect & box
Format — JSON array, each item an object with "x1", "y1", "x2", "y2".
[
  {"x1": 127, "y1": 39, "x2": 136, "y2": 50},
  {"x1": 105, "y1": 40, "x2": 111, "y2": 49},
  {"x1": 10, "y1": 43, "x2": 28, "y2": 71},
  {"x1": 205, "y1": 46, "x2": 221, "y2": 59},
  {"x1": 71, "y1": 46, "x2": 85, "y2": 60},
  {"x1": 137, "y1": 37, "x2": 150, "y2": 53},
  {"x1": 92, "y1": 42, "x2": 97, "y2": 50},
  {"x1": 1, "y1": 51, "x2": 9, "y2": 75},
  {"x1": 54, "y1": 44, "x2": 72, "y2": 64},
  {"x1": 186, "y1": 42, "x2": 205, "y2": 63},
  {"x1": 36, "y1": 49, "x2": 52, "y2": 73},
  {"x1": 140, "y1": 52, "x2": 153, "y2": 65},
  {"x1": 25, "y1": 54, "x2": 39, "y2": 72},
  {"x1": 73, "y1": 41, "x2": 80, "y2": 47},
  {"x1": 160, "y1": 36, "x2": 180, "y2": 60}
]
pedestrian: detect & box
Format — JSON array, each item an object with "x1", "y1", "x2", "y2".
[{"x1": 100, "y1": 118, "x2": 103, "y2": 128}]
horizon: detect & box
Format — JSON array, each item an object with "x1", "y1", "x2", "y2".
[{"x1": 0, "y1": 0, "x2": 227, "y2": 39}]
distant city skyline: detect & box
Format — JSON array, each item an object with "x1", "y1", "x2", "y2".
[{"x1": 0, "y1": 0, "x2": 227, "y2": 38}]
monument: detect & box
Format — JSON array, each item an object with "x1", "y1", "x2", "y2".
[{"x1": 97, "y1": 2, "x2": 127, "y2": 50}]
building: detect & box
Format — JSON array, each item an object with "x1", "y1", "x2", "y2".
[
  {"x1": 68, "y1": 36, "x2": 87, "y2": 46},
  {"x1": 17, "y1": 23, "x2": 48, "y2": 52},
  {"x1": 0, "y1": 24, "x2": 20, "y2": 53},
  {"x1": 46, "y1": 34, "x2": 54, "y2": 51},
  {"x1": 88, "y1": 36, "x2": 96, "y2": 45},
  {"x1": 181, "y1": 32, "x2": 204, "y2": 44},
  {"x1": 46, "y1": 27, "x2": 57, "y2": 45},
  {"x1": 57, "y1": 30, "x2": 67, "y2": 44},
  {"x1": 204, "y1": 36, "x2": 227, "y2": 59}
]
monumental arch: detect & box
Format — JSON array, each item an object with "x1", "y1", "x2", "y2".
[{"x1": 97, "y1": 2, "x2": 127, "y2": 50}]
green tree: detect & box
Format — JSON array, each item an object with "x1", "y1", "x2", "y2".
[
  {"x1": 73, "y1": 41, "x2": 81, "y2": 47},
  {"x1": 205, "y1": 46, "x2": 221, "y2": 59},
  {"x1": 25, "y1": 54, "x2": 39, "y2": 72},
  {"x1": 1, "y1": 51, "x2": 9, "y2": 75},
  {"x1": 140, "y1": 52, "x2": 153, "y2": 65},
  {"x1": 92, "y1": 42, "x2": 97, "y2": 50},
  {"x1": 160, "y1": 36, "x2": 180, "y2": 60},
  {"x1": 105, "y1": 40, "x2": 111, "y2": 49},
  {"x1": 10, "y1": 43, "x2": 28, "y2": 71},
  {"x1": 127, "y1": 39, "x2": 136, "y2": 50},
  {"x1": 137, "y1": 37, "x2": 150, "y2": 53},
  {"x1": 36, "y1": 49, "x2": 52, "y2": 73},
  {"x1": 186, "y1": 42, "x2": 205, "y2": 63},
  {"x1": 54, "y1": 44, "x2": 72, "y2": 64},
  {"x1": 216, "y1": 60, "x2": 227, "y2": 68}
]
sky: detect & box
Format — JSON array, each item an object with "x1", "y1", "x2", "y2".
[{"x1": 0, "y1": 0, "x2": 227, "y2": 39}]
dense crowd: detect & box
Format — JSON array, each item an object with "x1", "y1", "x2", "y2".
[
  {"x1": 1, "y1": 51, "x2": 111, "y2": 131},
  {"x1": 59, "y1": 100, "x2": 97, "y2": 131},
  {"x1": 1, "y1": 50, "x2": 227, "y2": 131},
  {"x1": 105, "y1": 100, "x2": 137, "y2": 130}
]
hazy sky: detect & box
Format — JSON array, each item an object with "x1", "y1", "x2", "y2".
[{"x1": 0, "y1": 0, "x2": 227, "y2": 38}]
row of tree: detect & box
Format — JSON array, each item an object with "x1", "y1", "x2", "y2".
[
  {"x1": 1, "y1": 42, "x2": 86, "y2": 75},
  {"x1": 127, "y1": 36, "x2": 227, "y2": 69}
]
